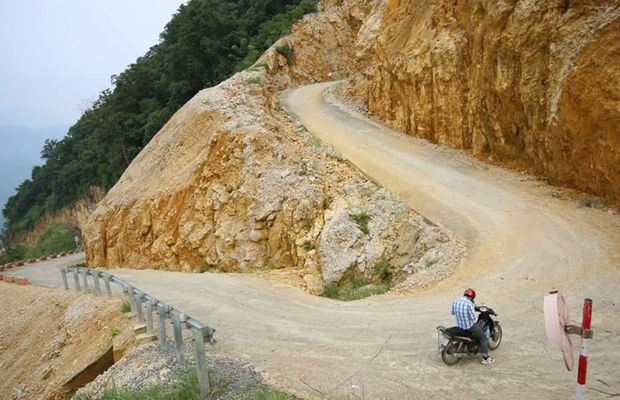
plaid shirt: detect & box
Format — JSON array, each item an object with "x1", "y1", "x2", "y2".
[{"x1": 451, "y1": 296, "x2": 476, "y2": 329}]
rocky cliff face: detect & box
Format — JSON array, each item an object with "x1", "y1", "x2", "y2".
[
  {"x1": 83, "y1": 1, "x2": 463, "y2": 293},
  {"x1": 86, "y1": 0, "x2": 617, "y2": 292},
  {"x1": 350, "y1": 0, "x2": 620, "y2": 204}
]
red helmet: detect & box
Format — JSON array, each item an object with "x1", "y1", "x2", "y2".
[{"x1": 463, "y1": 288, "x2": 476, "y2": 300}]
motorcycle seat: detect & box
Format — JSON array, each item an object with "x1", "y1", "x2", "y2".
[{"x1": 445, "y1": 326, "x2": 475, "y2": 342}]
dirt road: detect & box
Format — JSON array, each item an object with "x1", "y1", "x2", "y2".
[{"x1": 12, "y1": 83, "x2": 620, "y2": 399}]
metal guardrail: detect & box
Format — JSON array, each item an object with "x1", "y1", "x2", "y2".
[{"x1": 61, "y1": 266, "x2": 216, "y2": 394}]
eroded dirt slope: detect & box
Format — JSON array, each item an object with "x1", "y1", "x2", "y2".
[{"x1": 0, "y1": 283, "x2": 134, "y2": 400}]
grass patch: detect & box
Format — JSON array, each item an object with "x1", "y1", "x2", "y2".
[
  {"x1": 120, "y1": 301, "x2": 132, "y2": 313},
  {"x1": 321, "y1": 271, "x2": 390, "y2": 301},
  {"x1": 253, "y1": 385, "x2": 290, "y2": 400},
  {"x1": 341, "y1": 283, "x2": 389, "y2": 301},
  {"x1": 349, "y1": 273, "x2": 368, "y2": 289},
  {"x1": 350, "y1": 212, "x2": 371, "y2": 234},
  {"x1": 246, "y1": 76, "x2": 262, "y2": 85},
  {"x1": 322, "y1": 282, "x2": 339, "y2": 299}
]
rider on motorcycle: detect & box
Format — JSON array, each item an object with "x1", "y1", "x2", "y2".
[{"x1": 451, "y1": 288, "x2": 495, "y2": 364}]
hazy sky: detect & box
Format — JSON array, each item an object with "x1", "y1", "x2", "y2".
[{"x1": 0, "y1": 0, "x2": 185, "y2": 128}]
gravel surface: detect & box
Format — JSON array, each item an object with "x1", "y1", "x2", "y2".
[{"x1": 74, "y1": 335, "x2": 294, "y2": 399}]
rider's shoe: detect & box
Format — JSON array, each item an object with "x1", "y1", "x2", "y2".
[{"x1": 481, "y1": 357, "x2": 495, "y2": 365}]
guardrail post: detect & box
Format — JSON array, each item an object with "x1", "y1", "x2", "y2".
[
  {"x1": 157, "y1": 303, "x2": 168, "y2": 349},
  {"x1": 135, "y1": 294, "x2": 145, "y2": 324},
  {"x1": 172, "y1": 311, "x2": 184, "y2": 364},
  {"x1": 93, "y1": 272, "x2": 102, "y2": 297},
  {"x1": 73, "y1": 268, "x2": 81, "y2": 291},
  {"x1": 81, "y1": 269, "x2": 89, "y2": 293},
  {"x1": 61, "y1": 268, "x2": 69, "y2": 290},
  {"x1": 145, "y1": 299, "x2": 155, "y2": 334},
  {"x1": 193, "y1": 327, "x2": 211, "y2": 394},
  {"x1": 103, "y1": 274, "x2": 112, "y2": 298},
  {"x1": 126, "y1": 286, "x2": 137, "y2": 313}
]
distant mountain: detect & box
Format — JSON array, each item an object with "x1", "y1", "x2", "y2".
[{"x1": 0, "y1": 125, "x2": 67, "y2": 229}]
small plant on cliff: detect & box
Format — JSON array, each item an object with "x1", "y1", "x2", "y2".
[
  {"x1": 302, "y1": 240, "x2": 315, "y2": 251},
  {"x1": 580, "y1": 196, "x2": 594, "y2": 208},
  {"x1": 350, "y1": 212, "x2": 371, "y2": 234},
  {"x1": 299, "y1": 160, "x2": 309, "y2": 176},
  {"x1": 246, "y1": 76, "x2": 262, "y2": 85},
  {"x1": 120, "y1": 301, "x2": 131, "y2": 313},
  {"x1": 199, "y1": 264, "x2": 218, "y2": 273},
  {"x1": 275, "y1": 43, "x2": 295, "y2": 64},
  {"x1": 376, "y1": 258, "x2": 391, "y2": 283},
  {"x1": 108, "y1": 326, "x2": 120, "y2": 338},
  {"x1": 323, "y1": 195, "x2": 334, "y2": 210},
  {"x1": 424, "y1": 257, "x2": 438, "y2": 269}
]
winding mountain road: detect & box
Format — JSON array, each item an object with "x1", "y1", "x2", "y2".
[{"x1": 8, "y1": 82, "x2": 620, "y2": 399}]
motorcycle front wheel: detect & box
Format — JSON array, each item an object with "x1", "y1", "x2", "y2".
[
  {"x1": 488, "y1": 324, "x2": 503, "y2": 350},
  {"x1": 441, "y1": 340, "x2": 462, "y2": 365}
]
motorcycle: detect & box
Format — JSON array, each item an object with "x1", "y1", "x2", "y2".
[{"x1": 436, "y1": 306, "x2": 503, "y2": 365}]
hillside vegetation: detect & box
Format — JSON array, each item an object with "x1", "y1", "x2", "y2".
[{"x1": 1, "y1": 0, "x2": 316, "y2": 247}]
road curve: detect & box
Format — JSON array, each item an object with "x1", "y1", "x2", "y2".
[{"x1": 8, "y1": 83, "x2": 620, "y2": 399}]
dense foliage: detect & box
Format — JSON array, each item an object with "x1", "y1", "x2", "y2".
[{"x1": 2, "y1": 0, "x2": 316, "y2": 238}]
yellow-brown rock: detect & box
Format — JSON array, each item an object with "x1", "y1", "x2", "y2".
[{"x1": 350, "y1": 0, "x2": 620, "y2": 204}]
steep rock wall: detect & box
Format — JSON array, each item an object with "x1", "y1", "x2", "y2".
[{"x1": 351, "y1": 0, "x2": 620, "y2": 204}]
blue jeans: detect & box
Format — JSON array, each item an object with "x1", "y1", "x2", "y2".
[{"x1": 466, "y1": 323, "x2": 490, "y2": 358}]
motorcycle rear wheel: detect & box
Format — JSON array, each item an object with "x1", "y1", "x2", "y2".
[
  {"x1": 441, "y1": 340, "x2": 462, "y2": 365},
  {"x1": 488, "y1": 324, "x2": 503, "y2": 350}
]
